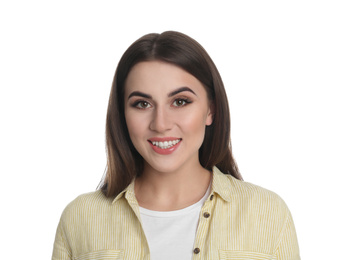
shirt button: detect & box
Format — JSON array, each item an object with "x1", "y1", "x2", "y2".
[
  {"x1": 210, "y1": 194, "x2": 214, "y2": 200},
  {"x1": 203, "y1": 212, "x2": 210, "y2": 218},
  {"x1": 193, "y1": 248, "x2": 200, "y2": 254}
]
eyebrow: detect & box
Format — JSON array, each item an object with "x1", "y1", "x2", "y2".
[
  {"x1": 168, "y1": 87, "x2": 196, "y2": 97},
  {"x1": 127, "y1": 86, "x2": 196, "y2": 100},
  {"x1": 127, "y1": 91, "x2": 151, "y2": 99}
]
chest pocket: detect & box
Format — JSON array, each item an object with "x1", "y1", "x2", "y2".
[
  {"x1": 219, "y1": 250, "x2": 273, "y2": 260},
  {"x1": 75, "y1": 250, "x2": 123, "y2": 260}
]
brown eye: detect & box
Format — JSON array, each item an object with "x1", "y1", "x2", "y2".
[
  {"x1": 135, "y1": 101, "x2": 151, "y2": 109},
  {"x1": 173, "y1": 98, "x2": 190, "y2": 107}
]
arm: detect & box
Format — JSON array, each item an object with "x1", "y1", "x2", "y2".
[
  {"x1": 273, "y1": 210, "x2": 300, "y2": 260},
  {"x1": 52, "y1": 220, "x2": 72, "y2": 260}
]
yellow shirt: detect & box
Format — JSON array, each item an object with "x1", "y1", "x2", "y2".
[{"x1": 52, "y1": 167, "x2": 300, "y2": 260}]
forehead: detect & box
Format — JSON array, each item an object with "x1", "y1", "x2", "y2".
[{"x1": 124, "y1": 61, "x2": 206, "y2": 95}]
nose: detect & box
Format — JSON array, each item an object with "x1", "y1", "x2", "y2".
[{"x1": 149, "y1": 107, "x2": 172, "y2": 132}]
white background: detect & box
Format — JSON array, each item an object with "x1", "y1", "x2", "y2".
[{"x1": 1, "y1": 1, "x2": 350, "y2": 259}]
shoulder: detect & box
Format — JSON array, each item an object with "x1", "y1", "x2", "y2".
[
  {"x1": 59, "y1": 190, "x2": 113, "y2": 223},
  {"x1": 218, "y1": 174, "x2": 293, "y2": 232},
  {"x1": 213, "y1": 167, "x2": 290, "y2": 217},
  {"x1": 231, "y1": 175, "x2": 283, "y2": 201},
  {"x1": 227, "y1": 175, "x2": 291, "y2": 218}
]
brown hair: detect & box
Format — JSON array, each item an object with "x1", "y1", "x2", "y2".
[{"x1": 100, "y1": 31, "x2": 242, "y2": 197}]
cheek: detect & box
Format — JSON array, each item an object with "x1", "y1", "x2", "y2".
[
  {"x1": 178, "y1": 108, "x2": 209, "y2": 133},
  {"x1": 125, "y1": 112, "x2": 146, "y2": 141}
]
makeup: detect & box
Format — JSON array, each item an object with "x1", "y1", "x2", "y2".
[{"x1": 148, "y1": 137, "x2": 182, "y2": 155}]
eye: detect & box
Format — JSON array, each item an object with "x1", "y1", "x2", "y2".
[
  {"x1": 133, "y1": 100, "x2": 151, "y2": 109},
  {"x1": 172, "y1": 98, "x2": 191, "y2": 107}
]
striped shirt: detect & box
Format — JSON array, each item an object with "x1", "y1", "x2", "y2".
[{"x1": 52, "y1": 167, "x2": 300, "y2": 260}]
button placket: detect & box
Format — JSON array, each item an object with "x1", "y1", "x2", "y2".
[
  {"x1": 192, "y1": 194, "x2": 215, "y2": 258},
  {"x1": 202, "y1": 193, "x2": 214, "y2": 219}
]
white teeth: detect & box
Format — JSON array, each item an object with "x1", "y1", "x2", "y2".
[{"x1": 151, "y1": 139, "x2": 180, "y2": 149}]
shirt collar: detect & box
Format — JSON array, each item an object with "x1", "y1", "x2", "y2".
[
  {"x1": 211, "y1": 166, "x2": 234, "y2": 202},
  {"x1": 112, "y1": 166, "x2": 235, "y2": 204},
  {"x1": 112, "y1": 178, "x2": 138, "y2": 205}
]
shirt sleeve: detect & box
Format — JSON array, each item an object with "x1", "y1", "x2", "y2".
[
  {"x1": 52, "y1": 218, "x2": 72, "y2": 260},
  {"x1": 273, "y1": 209, "x2": 300, "y2": 260}
]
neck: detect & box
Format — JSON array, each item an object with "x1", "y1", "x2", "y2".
[{"x1": 134, "y1": 163, "x2": 212, "y2": 211}]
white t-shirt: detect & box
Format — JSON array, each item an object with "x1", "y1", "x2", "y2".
[{"x1": 139, "y1": 186, "x2": 211, "y2": 260}]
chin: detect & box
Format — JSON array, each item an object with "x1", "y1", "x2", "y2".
[
  {"x1": 148, "y1": 164, "x2": 180, "y2": 174},
  {"x1": 144, "y1": 159, "x2": 184, "y2": 174}
]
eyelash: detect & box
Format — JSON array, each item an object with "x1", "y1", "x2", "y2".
[
  {"x1": 172, "y1": 98, "x2": 192, "y2": 107},
  {"x1": 132, "y1": 100, "x2": 151, "y2": 109},
  {"x1": 131, "y1": 98, "x2": 192, "y2": 109}
]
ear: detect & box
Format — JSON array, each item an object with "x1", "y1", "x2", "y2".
[{"x1": 205, "y1": 102, "x2": 215, "y2": 126}]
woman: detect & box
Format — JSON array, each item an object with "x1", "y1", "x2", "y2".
[{"x1": 52, "y1": 31, "x2": 300, "y2": 260}]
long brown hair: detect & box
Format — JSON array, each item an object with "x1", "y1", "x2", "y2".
[{"x1": 100, "y1": 31, "x2": 242, "y2": 197}]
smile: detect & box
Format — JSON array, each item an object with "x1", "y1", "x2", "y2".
[
  {"x1": 147, "y1": 138, "x2": 182, "y2": 155},
  {"x1": 151, "y1": 139, "x2": 181, "y2": 149}
]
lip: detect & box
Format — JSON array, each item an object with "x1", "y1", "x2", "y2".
[{"x1": 147, "y1": 137, "x2": 182, "y2": 155}]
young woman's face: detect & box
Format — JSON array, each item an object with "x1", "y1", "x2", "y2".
[{"x1": 124, "y1": 61, "x2": 213, "y2": 174}]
